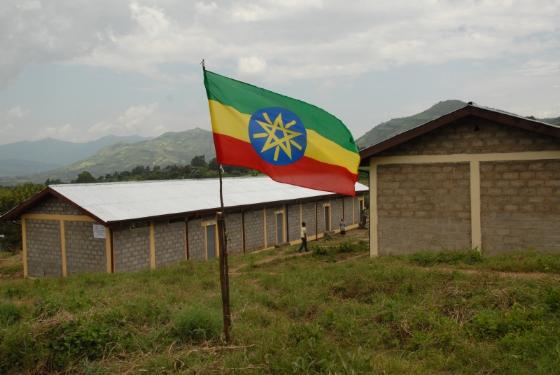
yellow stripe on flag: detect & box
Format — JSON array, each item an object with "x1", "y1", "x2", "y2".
[{"x1": 208, "y1": 100, "x2": 360, "y2": 174}]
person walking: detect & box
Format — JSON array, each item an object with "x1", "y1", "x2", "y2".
[
  {"x1": 297, "y1": 221, "x2": 308, "y2": 252},
  {"x1": 339, "y1": 218, "x2": 346, "y2": 235}
]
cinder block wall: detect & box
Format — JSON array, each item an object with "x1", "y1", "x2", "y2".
[
  {"x1": 26, "y1": 219, "x2": 62, "y2": 277},
  {"x1": 316, "y1": 201, "x2": 327, "y2": 234},
  {"x1": 154, "y1": 220, "x2": 186, "y2": 266},
  {"x1": 374, "y1": 117, "x2": 560, "y2": 254},
  {"x1": 481, "y1": 160, "x2": 560, "y2": 253},
  {"x1": 187, "y1": 216, "x2": 211, "y2": 260},
  {"x1": 378, "y1": 118, "x2": 559, "y2": 156},
  {"x1": 28, "y1": 196, "x2": 83, "y2": 215},
  {"x1": 225, "y1": 213, "x2": 243, "y2": 253},
  {"x1": 378, "y1": 163, "x2": 471, "y2": 254},
  {"x1": 65, "y1": 221, "x2": 106, "y2": 274},
  {"x1": 302, "y1": 202, "x2": 316, "y2": 237},
  {"x1": 331, "y1": 198, "x2": 344, "y2": 229},
  {"x1": 113, "y1": 223, "x2": 150, "y2": 272},
  {"x1": 243, "y1": 209, "x2": 265, "y2": 251},
  {"x1": 343, "y1": 197, "x2": 353, "y2": 224},
  {"x1": 287, "y1": 203, "x2": 301, "y2": 241}
]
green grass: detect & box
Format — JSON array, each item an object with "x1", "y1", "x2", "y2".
[
  {"x1": 1, "y1": 238, "x2": 560, "y2": 374},
  {"x1": 406, "y1": 250, "x2": 560, "y2": 274}
]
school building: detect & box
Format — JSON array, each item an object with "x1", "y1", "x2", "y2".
[
  {"x1": 1, "y1": 176, "x2": 367, "y2": 277},
  {"x1": 360, "y1": 103, "x2": 559, "y2": 256}
]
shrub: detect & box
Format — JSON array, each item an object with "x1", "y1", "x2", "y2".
[
  {"x1": 312, "y1": 246, "x2": 328, "y2": 256},
  {"x1": 0, "y1": 302, "x2": 22, "y2": 326},
  {"x1": 409, "y1": 251, "x2": 483, "y2": 266},
  {"x1": 171, "y1": 306, "x2": 221, "y2": 343},
  {"x1": 47, "y1": 319, "x2": 116, "y2": 369}
]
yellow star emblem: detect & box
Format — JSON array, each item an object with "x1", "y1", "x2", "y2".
[{"x1": 252, "y1": 112, "x2": 303, "y2": 162}]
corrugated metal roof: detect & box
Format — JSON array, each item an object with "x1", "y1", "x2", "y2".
[{"x1": 49, "y1": 176, "x2": 368, "y2": 223}]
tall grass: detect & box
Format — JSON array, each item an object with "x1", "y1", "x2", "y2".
[{"x1": 1, "y1": 242, "x2": 560, "y2": 373}]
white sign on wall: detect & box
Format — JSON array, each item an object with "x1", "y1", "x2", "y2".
[{"x1": 93, "y1": 224, "x2": 106, "y2": 239}]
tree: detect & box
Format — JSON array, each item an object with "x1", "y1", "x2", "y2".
[
  {"x1": 74, "y1": 171, "x2": 96, "y2": 183},
  {"x1": 190, "y1": 155, "x2": 207, "y2": 167},
  {"x1": 208, "y1": 157, "x2": 219, "y2": 171}
]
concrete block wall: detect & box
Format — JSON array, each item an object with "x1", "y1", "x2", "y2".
[
  {"x1": 343, "y1": 197, "x2": 353, "y2": 224},
  {"x1": 302, "y1": 202, "x2": 317, "y2": 237},
  {"x1": 188, "y1": 217, "x2": 209, "y2": 260},
  {"x1": 377, "y1": 163, "x2": 471, "y2": 254},
  {"x1": 287, "y1": 203, "x2": 301, "y2": 241},
  {"x1": 379, "y1": 118, "x2": 559, "y2": 156},
  {"x1": 480, "y1": 159, "x2": 560, "y2": 253},
  {"x1": 331, "y1": 198, "x2": 344, "y2": 229},
  {"x1": 316, "y1": 201, "x2": 327, "y2": 234},
  {"x1": 113, "y1": 223, "x2": 150, "y2": 272},
  {"x1": 243, "y1": 209, "x2": 265, "y2": 251},
  {"x1": 225, "y1": 213, "x2": 243, "y2": 253},
  {"x1": 65, "y1": 221, "x2": 106, "y2": 274},
  {"x1": 154, "y1": 220, "x2": 186, "y2": 267},
  {"x1": 28, "y1": 196, "x2": 83, "y2": 215},
  {"x1": 26, "y1": 219, "x2": 62, "y2": 277}
]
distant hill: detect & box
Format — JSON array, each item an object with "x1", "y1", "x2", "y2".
[
  {"x1": 540, "y1": 116, "x2": 560, "y2": 126},
  {"x1": 357, "y1": 100, "x2": 467, "y2": 148},
  {"x1": 0, "y1": 135, "x2": 147, "y2": 177},
  {"x1": 13, "y1": 128, "x2": 215, "y2": 183},
  {"x1": 357, "y1": 100, "x2": 560, "y2": 149},
  {"x1": 0, "y1": 159, "x2": 60, "y2": 177}
]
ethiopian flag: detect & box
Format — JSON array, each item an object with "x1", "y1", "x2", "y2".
[{"x1": 203, "y1": 69, "x2": 360, "y2": 196}]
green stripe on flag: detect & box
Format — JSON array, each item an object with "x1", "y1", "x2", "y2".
[{"x1": 204, "y1": 70, "x2": 358, "y2": 153}]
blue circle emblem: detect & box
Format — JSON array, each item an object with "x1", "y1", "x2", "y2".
[{"x1": 248, "y1": 107, "x2": 307, "y2": 166}]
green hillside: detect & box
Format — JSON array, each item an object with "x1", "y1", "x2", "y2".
[
  {"x1": 25, "y1": 128, "x2": 216, "y2": 182},
  {"x1": 357, "y1": 100, "x2": 467, "y2": 148}
]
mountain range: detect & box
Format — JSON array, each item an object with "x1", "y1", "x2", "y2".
[
  {"x1": 0, "y1": 128, "x2": 216, "y2": 184},
  {"x1": 0, "y1": 135, "x2": 147, "y2": 178},
  {"x1": 1, "y1": 100, "x2": 558, "y2": 185}
]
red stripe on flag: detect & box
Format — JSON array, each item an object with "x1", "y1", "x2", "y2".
[{"x1": 213, "y1": 133, "x2": 358, "y2": 196}]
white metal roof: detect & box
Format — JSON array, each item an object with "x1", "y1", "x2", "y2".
[{"x1": 50, "y1": 176, "x2": 368, "y2": 223}]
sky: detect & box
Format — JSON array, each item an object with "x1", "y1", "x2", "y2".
[{"x1": 0, "y1": 0, "x2": 559, "y2": 145}]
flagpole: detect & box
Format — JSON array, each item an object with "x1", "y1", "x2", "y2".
[
  {"x1": 203, "y1": 59, "x2": 232, "y2": 343},
  {"x1": 217, "y1": 164, "x2": 231, "y2": 343}
]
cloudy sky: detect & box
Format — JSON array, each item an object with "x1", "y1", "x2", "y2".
[{"x1": 0, "y1": 0, "x2": 559, "y2": 145}]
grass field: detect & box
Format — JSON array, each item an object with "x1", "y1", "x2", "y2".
[{"x1": 1, "y1": 231, "x2": 560, "y2": 374}]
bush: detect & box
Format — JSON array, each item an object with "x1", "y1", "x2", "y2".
[
  {"x1": 409, "y1": 251, "x2": 483, "y2": 266},
  {"x1": 47, "y1": 319, "x2": 117, "y2": 369},
  {"x1": 0, "y1": 302, "x2": 22, "y2": 326},
  {"x1": 171, "y1": 306, "x2": 221, "y2": 343}
]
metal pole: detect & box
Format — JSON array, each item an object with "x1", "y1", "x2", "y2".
[{"x1": 217, "y1": 165, "x2": 231, "y2": 342}]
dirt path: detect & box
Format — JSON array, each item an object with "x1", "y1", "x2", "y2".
[{"x1": 230, "y1": 228, "x2": 369, "y2": 274}]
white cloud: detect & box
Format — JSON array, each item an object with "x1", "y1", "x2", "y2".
[
  {"x1": 87, "y1": 103, "x2": 164, "y2": 139},
  {"x1": 237, "y1": 56, "x2": 267, "y2": 75},
  {"x1": 6, "y1": 106, "x2": 28, "y2": 119},
  {"x1": 43, "y1": 123, "x2": 74, "y2": 139},
  {"x1": 518, "y1": 59, "x2": 560, "y2": 77},
  {"x1": 1, "y1": 0, "x2": 558, "y2": 85}
]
